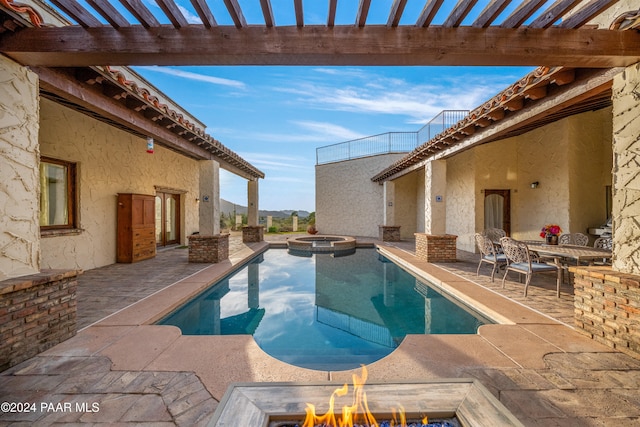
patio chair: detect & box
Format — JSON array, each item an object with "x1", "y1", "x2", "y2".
[
  {"x1": 594, "y1": 236, "x2": 612, "y2": 250},
  {"x1": 590, "y1": 236, "x2": 613, "y2": 265},
  {"x1": 482, "y1": 228, "x2": 507, "y2": 243},
  {"x1": 559, "y1": 232, "x2": 589, "y2": 246},
  {"x1": 500, "y1": 237, "x2": 562, "y2": 297},
  {"x1": 474, "y1": 233, "x2": 507, "y2": 282}
]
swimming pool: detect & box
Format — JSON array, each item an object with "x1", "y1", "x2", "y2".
[{"x1": 158, "y1": 248, "x2": 492, "y2": 370}]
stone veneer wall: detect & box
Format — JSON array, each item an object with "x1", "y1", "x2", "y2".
[
  {"x1": 612, "y1": 63, "x2": 640, "y2": 275},
  {"x1": 573, "y1": 266, "x2": 640, "y2": 359},
  {"x1": 242, "y1": 226, "x2": 264, "y2": 243},
  {"x1": 379, "y1": 226, "x2": 401, "y2": 242},
  {"x1": 0, "y1": 56, "x2": 40, "y2": 281},
  {"x1": 0, "y1": 270, "x2": 79, "y2": 370},
  {"x1": 188, "y1": 234, "x2": 229, "y2": 263},
  {"x1": 415, "y1": 234, "x2": 457, "y2": 262}
]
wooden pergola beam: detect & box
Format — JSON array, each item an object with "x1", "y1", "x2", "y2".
[{"x1": 2, "y1": 26, "x2": 638, "y2": 67}]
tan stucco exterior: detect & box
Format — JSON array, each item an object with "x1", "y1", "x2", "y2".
[
  {"x1": 38, "y1": 97, "x2": 202, "y2": 271},
  {"x1": 316, "y1": 153, "x2": 407, "y2": 237},
  {"x1": 0, "y1": 56, "x2": 40, "y2": 280},
  {"x1": 444, "y1": 108, "x2": 613, "y2": 252}
]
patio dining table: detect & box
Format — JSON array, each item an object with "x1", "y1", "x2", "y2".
[{"x1": 524, "y1": 241, "x2": 612, "y2": 293}]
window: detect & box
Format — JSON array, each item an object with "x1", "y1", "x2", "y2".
[{"x1": 39, "y1": 157, "x2": 77, "y2": 230}]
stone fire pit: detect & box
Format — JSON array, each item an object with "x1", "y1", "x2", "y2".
[{"x1": 208, "y1": 379, "x2": 524, "y2": 426}]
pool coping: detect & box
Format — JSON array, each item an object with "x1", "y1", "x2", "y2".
[{"x1": 42, "y1": 241, "x2": 615, "y2": 403}]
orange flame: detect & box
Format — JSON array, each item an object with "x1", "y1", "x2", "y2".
[{"x1": 302, "y1": 366, "x2": 428, "y2": 427}]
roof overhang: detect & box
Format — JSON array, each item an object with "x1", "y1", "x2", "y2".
[{"x1": 371, "y1": 66, "x2": 620, "y2": 182}]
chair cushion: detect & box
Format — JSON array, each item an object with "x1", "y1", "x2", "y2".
[
  {"x1": 509, "y1": 262, "x2": 557, "y2": 273},
  {"x1": 483, "y1": 254, "x2": 507, "y2": 262}
]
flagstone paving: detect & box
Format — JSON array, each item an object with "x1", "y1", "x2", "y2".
[{"x1": 1, "y1": 235, "x2": 639, "y2": 426}]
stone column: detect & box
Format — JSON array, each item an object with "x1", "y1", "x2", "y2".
[
  {"x1": 189, "y1": 160, "x2": 228, "y2": 263},
  {"x1": 424, "y1": 159, "x2": 447, "y2": 235},
  {"x1": 198, "y1": 160, "x2": 220, "y2": 236},
  {"x1": 247, "y1": 179, "x2": 259, "y2": 226},
  {"x1": 292, "y1": 215, "x2": 298, "y2": 232},
  {"x1": 379, "y1": 180, "x2": 401, "y2": 241},
  {"x1": 267, "y1": 216, "x2": 273, "y2": 229},
  {"x1": 612, "y1": 63, "x2": 640, "y2": 275},
  {"x1": 416, "y1": 160, "x2": 456, "y2": 261},
  {"x1": 0, "y1": 57, "x2": 40, "y2": 280},
  {"x1": 243, "y1": 178, "x2": 263, "y2": 242}
]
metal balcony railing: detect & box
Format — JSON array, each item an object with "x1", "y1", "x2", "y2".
[{"x1": 316, "y1": 110, "x2": 469, "y2": 165}]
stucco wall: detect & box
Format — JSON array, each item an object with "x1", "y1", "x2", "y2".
[
  {"x1": 568, "y1": 109, "x2": 614, "y2": 237},
  {"x1": 446, "y1": 109, "x2": 612, "y2": 252},
  {"x1": 446, "y1": 150, "x2": 477, "y2": 252},
  {"x1": 393, "y1": 170, "x2": 419, "y2": 239},
  {"x1": 612, "y1": 63, "x2": 640, "y2": 275},
  {"x1": 0, "y1": 56, "x2": 40, "y2": 280},
  {"x1": 316, "y1": 154, "x2": 406, "y2": 237},
  {"x1": 39, "y1": 98, "x2": 201, "y2": 271}
]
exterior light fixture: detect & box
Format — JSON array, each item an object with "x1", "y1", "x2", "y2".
[
  {"x1": 531, "y1": 181, "x2": 539, "y2": 189},
  {"x1": 146, "y1": 137, "x2": 154, "y2": 154}
]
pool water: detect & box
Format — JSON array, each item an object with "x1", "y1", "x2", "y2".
[{"x1": 158, "y1": 249, "x2": 491, "y2": 370}]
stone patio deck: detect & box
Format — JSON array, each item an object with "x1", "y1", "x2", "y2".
[{"x1": 1, "y1": 234, "x2": 639, "y2": 426}]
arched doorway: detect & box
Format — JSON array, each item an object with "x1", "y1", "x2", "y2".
[{"x1": 484, "y1": 189, "x2": 510, "y2": 235}]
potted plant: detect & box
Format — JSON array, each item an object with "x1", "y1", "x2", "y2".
[{"x1": 540, "y1": 224, "x2": 562, "y2": 245}]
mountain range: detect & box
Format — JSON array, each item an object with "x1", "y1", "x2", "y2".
[{"x1": 220, "y1": 199, "x2": 311, "y2": 218}]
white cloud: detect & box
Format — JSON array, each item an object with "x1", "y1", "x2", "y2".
[
  {"x1": 292, "y1": 121, "x2": 366, "y2": 141},
  {"x1": 274, "y1": 69, "x2": 518, "y2": 125},
  {"x1": 136, "y1": 66, "x2": 246, "y2": 89}
]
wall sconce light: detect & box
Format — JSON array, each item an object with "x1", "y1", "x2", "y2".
[
  {"x1": 195, "y1": 198, "x2": 200, "y2": 203},
  {"x1": 530, "y1": 181, "x2": 539, "y2": 189},
  {"x1": 146, "y1": 137, "x2": 154, "y2": 154}
]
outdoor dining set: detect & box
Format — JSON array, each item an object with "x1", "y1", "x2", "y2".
[{"x1": 475, "y1": 228, "x2": 612, "y2": 297}]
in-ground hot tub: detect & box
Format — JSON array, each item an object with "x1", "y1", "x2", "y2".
[
  {"x1": 287, "y1": 235, "x2": 357, "y2": 254},
  {"x1": 209, "y1": 379, "x2": 524, "y2": 426}
]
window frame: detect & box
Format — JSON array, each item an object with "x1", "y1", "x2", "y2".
[{"x1": 39, "y1": 156, "x2": 78, "y2": 233}]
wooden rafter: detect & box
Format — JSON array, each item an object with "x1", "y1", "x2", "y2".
[
  {"x1": 560, "y1": 0, "x2": 620, "y2": 29},
  {"x1": 443, "y1": 0, "x2": 479, "y2": 28},
  {"x1": 327, "y1": 0, "x2": 337, "y2": 27},
  {"x1": 86, "y1": 0, "x2": 130, "y2": 29},
  {"x1": 49, "y1": 0, "x2": 102, "y2": 28},
  {"x1": 472, "y1": 0, "x2": 512, "y2": 28},
  {"x1": 500, "y1": 0, "x2": 547, "y2": 28},
  {"x1": 259, "y1": 0, "x2": 274, "y2": 28},
  {"x1": 529, "y1": 0, "x2": 582, "y2": 29},
  {"x1": 155, "y1": 0, "x2": 188, "y2": 28},
  {"x1": 356, "y1": 0, "x2": 372, "y2": 28},
  {"x1": 416, "y1": 0, "x2": 445, "y2": 27},
  {"x1": 189, "y1": 0, "x2": 216, "y2": 28},
  {"x1": 387, "y1": 0, "x2": 408, "y2": 27},
  {"x1": 223, "y1": 0, "x2": 246, "y2": 28},
  {"x1": 118, "y1": 0, "x2": 159, "y2": 29},
  {"x1": 294, "y1": 0, "x2": 303, "y2": 27}
]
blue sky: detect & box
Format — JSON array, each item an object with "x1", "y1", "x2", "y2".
[
  {"x1": 133, "y1": 65, "x2": 533, "y2": 211},
  {"x1": 47, "y1": 0, "x2": 542, "y2": 211}
]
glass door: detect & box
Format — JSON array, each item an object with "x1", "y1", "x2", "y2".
[{"x1": 155, "y1": 192, "x2": 180, "y2": 246}]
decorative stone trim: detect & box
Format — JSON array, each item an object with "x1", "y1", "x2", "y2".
[
  {"x1": 242, "y1": 226, "x2": 264, "y2": 243},
  {"x1": 379, "y1": 225, "x2": 401, "y2": 242},
  {"x1": 188, "y1": 234, "x2": 229, "y2": 263},
  {"x1": 572, "y1": 265, "x2": 640, "y2": 359},
  {"x1": 415, "y1": 233, "x2": 458, "y2": 262},
  {"x1": 0, "y1": 269, "x2": 80, "y2": 371}
]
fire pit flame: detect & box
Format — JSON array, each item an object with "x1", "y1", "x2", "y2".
[{"x1": 302, "y1": 366, "x2": 429, "y2": 427}]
